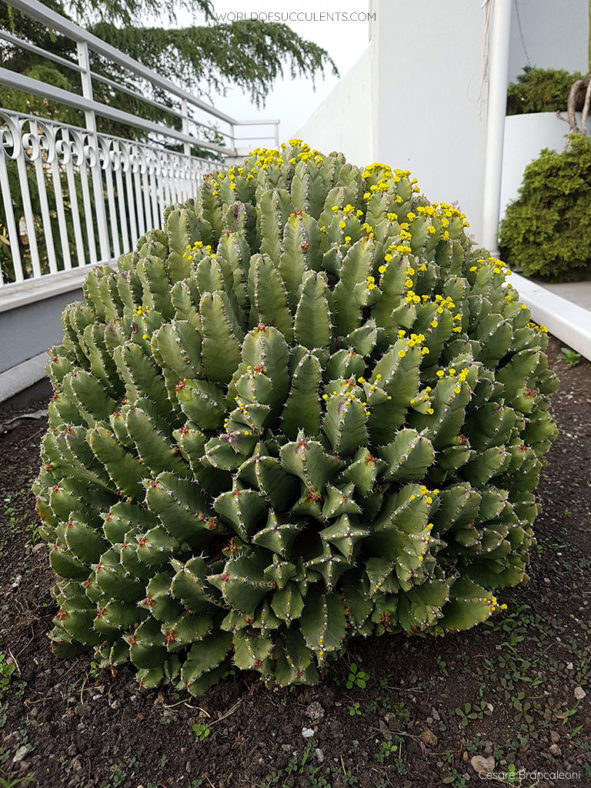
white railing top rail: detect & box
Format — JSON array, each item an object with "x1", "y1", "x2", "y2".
[
  {"x1": 0, "y1": 67, "x2": 231, "y2": 155},
  {"x1": 5, "y1": 0, "x2": 232, "y2": 124},
  {"x1": 0, "y1": 0, "x2": 280, "y2": 153},
  {"x1": 0, "y1": 0, "x2": 281, "y2": 290}
]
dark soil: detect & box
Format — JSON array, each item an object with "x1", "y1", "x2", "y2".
[{"x1": 0, "y1": 337, "x2": 590, "y2": 788}]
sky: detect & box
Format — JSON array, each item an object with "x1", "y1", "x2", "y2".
[{"x1": 176, "y1": 0, "x2": 372, "y2": 146}]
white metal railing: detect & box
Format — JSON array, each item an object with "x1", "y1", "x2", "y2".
[{"x1": 0, "y1": 0, "x2": 279, "y2": 286}]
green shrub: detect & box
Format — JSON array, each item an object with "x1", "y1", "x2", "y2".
[
  {"x1": 34, "y1": 140, "x2": 557, "y2": 695},
  {"x1": 506, "y1": 66, "x2": 583, "y2": 116},
  {"x1": 499, "y1": 133, "x2": 591, "y2": 280}
]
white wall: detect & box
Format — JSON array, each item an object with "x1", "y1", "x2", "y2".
[
  {"x1": 500, "y1": 112, "x2": 591, "y2": 219},
  {"x1": 372, "y1": 0, "x2": 490, "y2": 242},
  {"x1": 296, "y1": 47, "x2": 374, "y2": 167},
  {"x1": 508, "y1": 0, "x2": 589, "y2": 82},
  {"x1": 296, "y1": 0, "x2": 589, "y2": 245}
]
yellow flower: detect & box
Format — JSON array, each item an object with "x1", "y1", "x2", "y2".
[{"x1": 398, "y1": 350, "x2": 406, "y2": 358}]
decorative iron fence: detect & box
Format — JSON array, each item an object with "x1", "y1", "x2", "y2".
[
  {"x1": 0, "y1": 0, "x2": 279, "y2": 286},
  {"x1": 0, "y1": 111, "x2": 217, "y2": 283}
]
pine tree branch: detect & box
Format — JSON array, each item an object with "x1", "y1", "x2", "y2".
[{"x1": 89, "y1": 21, "x2": 339, "y2": 107}]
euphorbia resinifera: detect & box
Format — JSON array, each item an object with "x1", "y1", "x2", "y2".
[{"x1": 34, "y1": 140, "x2": 558, "y2": 694}]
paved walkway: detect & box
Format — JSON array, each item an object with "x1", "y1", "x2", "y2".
[{"x1": 539, "y1": 280, "x2": 591, "y2": 311}]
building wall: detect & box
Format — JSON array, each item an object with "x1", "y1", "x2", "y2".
[
  {"x1": 0, "y1": 288, "x2": 84, "y2": 374},
  {"x1": 296, "y1": 0, "x2": 589, "y2": 246},
  {"x1": 296, "y1": 47, "x2": 374, "y2": 167},
  {"x1": 372, "y1": 0, "x2": 490, "y2": 242},
  {"x1": 508, "y1": 0, "x2": 589, "y2": 81}
]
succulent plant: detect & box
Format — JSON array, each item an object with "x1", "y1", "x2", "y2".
[{"x1": 34, "y1": 140, "x2": 558, "y2": 694}]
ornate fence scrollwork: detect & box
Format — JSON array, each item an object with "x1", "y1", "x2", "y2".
[{"x1": 0, "y1": 109, "x2": 216, "y2": 285}]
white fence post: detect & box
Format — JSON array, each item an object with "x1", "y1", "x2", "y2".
[
  {"x1": 181, "y1": 99, "x2": 191, "y2": 158},
  {"x1": 77, "y1": 40, "x2": 111, "y2": 262}
]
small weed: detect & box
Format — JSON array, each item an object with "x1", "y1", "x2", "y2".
[
  {"x1": 392, "y1": 701, "x2": 410, "y2": 724},
  {"x1": 26, "y1": 522, "x2": 42, "y2": 545},
  {"x1": 436, "y1": 654, "x2": 448, "y2": 676},
  {"x1": 346, "y1": 663, "x2": 369, "y2": 689},
  {"x1": 348, "y1": 701, "x2": 362, "y2": 716},
  {"x1": 442, "y1": 769, "x2": 468, "y2": 787},
  {"x1": 567, "y1": 724, "x2": 583, "y2": 739},
  {"x1": 511, "y1": 691, "x2": 533, "y2": 724},
  {"x1": 88, "y1": 661, "x2": 100, "y2": 679},
  {"x1": 374, "y1": 740, "x2": 397, "y2": 764},
  {"x1": 464, "y1": 737, "x2": 483, "y2": 754},
  {"x1": 192, "y1": 722, "x2": 210, "y2": 741},
  {"x1": 0, "y1": 777, "x2": 35, "y2": 788},
  {"x1": 0, "y1": 654, "x2": 15, "y2": 694},
  {"x1": 559, "y1": 700, "x2": 579, "y2": 724},
  {"x1": 560, "y1": 347, "x2": 581, "y2": 367},
  {"x1": 454, "y1": 701, "x2": 492, "y2": 727}
]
